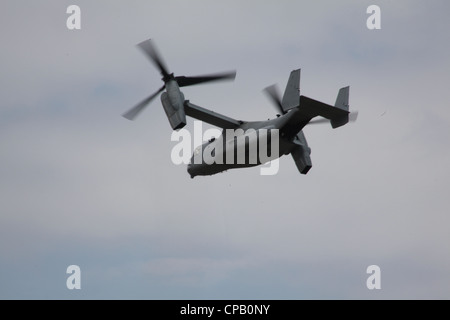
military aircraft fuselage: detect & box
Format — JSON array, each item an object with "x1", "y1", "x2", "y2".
[{"x1": 187, "y1": 110, "x2": 301, "y2": 178}]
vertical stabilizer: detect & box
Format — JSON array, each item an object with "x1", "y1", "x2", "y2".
[
  {"x1": 330, "y1": 86, "x2": 350, "y2": 128},
  {"x1": 281, "y1": 69, "x2": 301, "y2": 112}
]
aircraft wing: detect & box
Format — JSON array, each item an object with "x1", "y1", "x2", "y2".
[{"x1": 184, "y1": 101, "x2": 242, "y2": 129}]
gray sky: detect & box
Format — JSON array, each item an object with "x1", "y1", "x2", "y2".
[{"x1": 1, "y1": 0, "x2": 450, "y2": 299}]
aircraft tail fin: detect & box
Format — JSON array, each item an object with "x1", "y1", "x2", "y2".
[
  {"x1": 330, "y1": 86, "x2": 350, "y2": 128},
  {"x1": 281, "y1": 69, "x2": 301, "y2": 112}
]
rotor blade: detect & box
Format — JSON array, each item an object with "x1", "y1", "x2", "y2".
[
  {"x1": 137, "y1": 39, "x2": 170, "y2": 78},
  {"x1": 122, "y1": 86, "x2": 165, "y2": 120},
  {"x1": 175, "y1": 71, "x2": 236, "y2": 87},
  {"x1": 263, "y1": 84, "x2": 284, "y2": 115}
]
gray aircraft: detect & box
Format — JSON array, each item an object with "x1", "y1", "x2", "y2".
[{"x1": 122, "y1": 39, "x2": 357, "y2": 178}]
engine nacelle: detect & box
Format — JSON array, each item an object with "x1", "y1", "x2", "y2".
[
  {"x1": 161, "y1": 91, "x2": 186, "y2": 130},
  {"x1": 291, "y1": 131, "x2": 312, "y2": 174}
]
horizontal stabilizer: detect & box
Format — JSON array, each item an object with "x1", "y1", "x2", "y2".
[
  {"x1": 296, "y1": 87, "x2": 351, "y2": 129},
  {"x1": 299, "y1": 95, "x2": 349, "y2": 120}
]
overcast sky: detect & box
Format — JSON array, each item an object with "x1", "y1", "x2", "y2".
[{"x1": 1, "y1": 0, "x2": 450, "y2": 299}]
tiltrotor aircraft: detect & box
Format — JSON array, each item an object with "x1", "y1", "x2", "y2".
[{"x1": 122, "y1": 39, "x2": 357, "y2": 178}]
